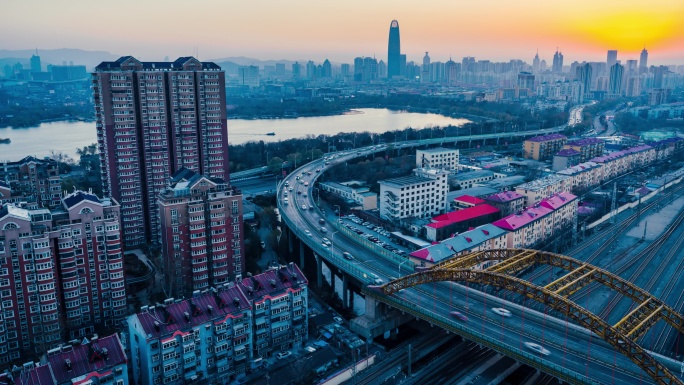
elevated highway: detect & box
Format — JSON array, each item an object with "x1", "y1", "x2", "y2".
[{"x1": 277, "y1": 128, "x2": 684, "y2": 384}]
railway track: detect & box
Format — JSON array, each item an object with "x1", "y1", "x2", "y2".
[{"x1": 650, "y1": 226, "x2": 684, "y2": 352}]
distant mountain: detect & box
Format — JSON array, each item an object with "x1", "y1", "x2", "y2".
[{"x1": 0, "y1": 49, "x2": 119, "y2": 70}]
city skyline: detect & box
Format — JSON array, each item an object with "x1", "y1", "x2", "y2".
[{"x1": 3, "y1": 0, "x2": 684, "y2": 65}]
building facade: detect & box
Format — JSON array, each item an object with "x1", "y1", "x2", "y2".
[
  {"x1": 483, "y1": 191, "x2": 526, "y2": 217},
  {"x1": 515, "y1": 174, "x2": 571, "y2": 206},
  {"x1": 0, "y1": 156, "x2": 62, "y2": 209},
  {"x1": 93, "y1": 56, "x2": 230, "y2": 248},
  {"x1": 552, "y1": 149, "x2": 581, "y2": 171},
  {"x1": 158, "y1": 168, "x2": 244, "y2": 299},
  {"x1": 523, "y1": 134, "x2": 567, "y2": 161},
  {"x1": 563, "y1": 138, "x2": 605, "y2": 163},
  {"x1": 0, "y1": 334, "x2": 128, "y2": 385},
  {"x1": 379, "y1": 168, "x2": 448, "y2": 221},
  {"x1": 387, "y1": 20, "x2": 401, "y2": 78},
  {"x1": 319, "y1": 181, "x2": 378, "y2": 210},
  {"x1": 416, "y1": 147, "x2": 459, "y2": 171},
  {"x1": 127, "y1": 264, "x2": 307, "y2": 385},
  {"x1": 425, "y1": 204, "x2": 501, "y2": 242},
  {"x1": 0, "y1": 191, "x2": 125, "y2": 365}
]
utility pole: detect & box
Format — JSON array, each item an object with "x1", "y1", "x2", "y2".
[
  {"x1": 642, "y1": 221, "x2": 648, "y2": 241},
  {"x1": 610, "y1": 182, "x2": 617, "y2": 225},
  {"x1": 572, "y1": 200, "x2": 579, "y2": 246}
]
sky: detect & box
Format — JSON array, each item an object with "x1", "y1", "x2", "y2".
[{"x1": 2, "y1": 0, "x2": 684, "y2": 65}]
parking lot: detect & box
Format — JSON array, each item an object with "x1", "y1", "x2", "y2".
[{"x1": 338, "y1": 214, "x2": 409, "y2": 257}]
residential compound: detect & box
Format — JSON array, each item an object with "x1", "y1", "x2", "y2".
[
  {"x1": 379, "y1": 168, "x2": 449, "y2": 221},
  {"x1": 93, "y1": 56, "x2": 231, "y2": 248},
  {"x1": 416, "y1": 147, "x2": 459, "y2": 171},
  {"x1": 319, "y1": 181, "x2": 378, "y2": 210},
  {"x1": 127, "y1": 263, "x2": 308, "y2": 385},
  {"x1": 523, "y1": 134, "x2": 567, "y2": 161},
  {"x1": 0, "y1": 334, "x2": 128, "y2": 385},
  {"x1": 158, "y1": 168, "x2": 245, "y2": 299},
  {"x1": 492, "y1": 192, "x2": 577, "y2": 248},
  {"x1": 0, "y1": 156, "x2": 62, "y2": 209},
  {"x1": 563, "y1": 138, "x2": 605, "y2": 162},
  {"x1": 0, "y1": 191, "x2": 125, "y2": 364},
  {"x1": 515, "y1": 174, "x2": 571, "y2": 206}
]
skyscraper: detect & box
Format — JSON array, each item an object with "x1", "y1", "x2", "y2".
[
  {"x1": 532, "y1": 51, "x2": 540, "y2": 74},
  {"x1": 552, "y1": 50, "x2": 563, "y2": 73},
  {"x1": 607, "y1": 50, "x2": 618, "y2": 71},
  {"x1": 30, "y1": 50, "x2": 41, "y2": 73},
  {"x1": 292, "y1": 61, "x2": 301, "y2": 79},
  {"x1": 92, "y1": 56, "x2": 232, "y2": 248},
  {"x1": 639, "y1": 48, "x2": 649, "y2": 74},
  {"x1": 387, "y1": 20, "x2": 401, "y2": 78},
  {"x1": 609, "y1": 63, "x2": 624, "y2": 96},
  {"x1": 421, "y1": 52, "x2": 431, "y2": 83},
  {"x1": 576, "y1": 62, "x2": 593, "y2": 95}
]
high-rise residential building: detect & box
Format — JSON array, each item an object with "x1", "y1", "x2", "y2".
[
  {"x1": 305, "y1": 60, "x2": 316, "y2": 80},
  {"x1": 0, "y1": 156, "x2": 62, "y2": 209},
  {"x1": 30, "y1": 50, "x2": 41, "y2": 73},
  {"x1": 552, "y1": 50, "x2": 563, "y2": 73},
  {"x1": 387, "y1": 20, "x2": 401, "y2": 78},
  {"x1": 322, "y1": 59, "x2": 332, "y2": 78},
  {"x1": 607, "y1": 50, "x2": 618, "y2": 70},
  {"x1": 92, "y1": 56, "x2": 230, "y2": 248},
  {"x1": 158, "y1": 168, "x2": 244, "y2": 298},
  {"x1": 421, "y1": 52, "x2": 431, "y2": 83},
  {"x1": 378, "y1": 60, "x2": 387, "y2": 78},
  {"x1": 609, "y1": 63, "x2": 624, "y2": 96},
  {"x1": 532, "y1": 51, "x2": 540, "y2": 74},
  {"x1": 444, "y1": 59, "x2": 459, "y2": 84},
  {"x1": 361, "y1": 57, "x2": 378, "y2": 82},
  {"x1": 653, "y1": 65, "x2": 669, "y2": 89},
  {"x1": 576, "y1": 62, "x2": 593, "y2": 95},
  {"x1": 0, "y1": 191, "x2": 125, "y2": 364},
  {"x1": 625, "y1": 59, "x2": 638, "y2": 77},
  {"x1": 237, "y1": 65, "x2": 259, "y2": 88},
  {"x1": 639, "y1": 48, "x2": 649, "y2": 74},
  {"x1": 292, "y1": 61, "x2": 301, "y2": 80},
  {"x1": 127, "y1": 263, "x2": 308, "y2": 385}
]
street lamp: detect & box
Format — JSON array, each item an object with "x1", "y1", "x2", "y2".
[
  {"x1": 333, "y1": 204, "x2": 341, "y2": 223},
  {"x1": 398, "y1": 259, "x2": 410, "y2": 277},
  {"x1": 330, "y1": 230, "x2": 339, "y2": 259}
]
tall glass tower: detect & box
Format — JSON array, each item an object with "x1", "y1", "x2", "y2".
[{"x1": 388, "y1": 20, "x2": 401, "y2": 78}]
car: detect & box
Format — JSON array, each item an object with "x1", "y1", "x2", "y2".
[
  {"x1": 297, "y1": 190, "x2": 301, "y2": 195},
  {"x1": 320, "y1": 227, "x2": 328, "y2": 233},
  {"x1": 450, "y1": 311, "x2": 468, "y2": 321},
  {"x1": 342, "y1": 252, "x2": 353, "y2": 260},
  {"x1": 301, "y1": 204, "x2": 307, "y2": 210},
  {"x1": 283, "y1": 197, "x2": 288, "y2": 204},
  {"x1": 524, "y1": 342, "x2": 550, "y2": 356},
  {"x1": 321, "y1": 242, "x2": 329, "y2": 248},
  {"x1": 289, "y1": 187, "x2": 293, "y2": 192},
  {"x1": 307, "y1": 172, "x2": 312, "y2": 175},
  {"x1": 333, "y1": 316, "x2": 343, "y2": 323},
  {"x1": 309, "y1": 205, "x2": 314, "y2": 211},
  {"x1": 283, "y1": 192, "x2": 288, "y2": 197},
  {"x1": 491, "y1": 308, "x2": 512, "y2": 317},
  {"x1": 303, "y1": 192, "x2": 308, "y2": 197},
  {"x1": 260, "y1": 241, "x2": 265, "y2": 250},
  {"x1": 277, "y1": 351, "x2": 292, "y2": 360},
  {"x1": 315, "y1": 169, "x2": 320, "y2": 173},
  {"x1": 319, "y1": 218, "x2": 326, "y2": 225},
  {"x1": 304, "y1": 182, "x2": 309, "y2": 186},
  {"x1": 304, "y1": 230, "x2": 312, "y2": 236},
  {"x1": 296, "y1": 176, "x2": 300, "y2": 180}
]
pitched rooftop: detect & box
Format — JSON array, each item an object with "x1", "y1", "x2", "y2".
[
  {"x1": 484, "y1": 191, "x2": 524, "y2": 203},
  {"x1": 526, "y1": 133, "x2": 567, "y2": 142}
]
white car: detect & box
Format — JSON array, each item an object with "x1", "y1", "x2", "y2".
[
  {"x1": 491, "y1": 308, "x2": 512, "y2": 317},
  {"x1": 524, "y1": 342, "x2": 550, "y2": 356},
  {"x1": 301, "y1": 204, "x2": 307, "y2": 210},
  {"x1": 304, "y1": 230, "x2": 312, "y2": 236},
  {"x1": 276, "y1": 351, "x2": 292, "y2": 360}
]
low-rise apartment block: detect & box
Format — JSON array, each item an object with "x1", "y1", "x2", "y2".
[
  {"x1": 416, "y1": 148, "x2": 459, "y2": 171},
  {"x1": 523, "y1": 134, "x2": 567, "y2": 161},
  {"x1": 552, "y1": 149, "x2": 581, "y2": 171},
  {"x1": 483, "y1": 191, "x2": 526, "y2": 217},
  {"x1": 0, "y1": 334, "x2": 128, "y2": 385},
  {"x1": 0, "y1": 156, "x2": 62, "y2": 209},
  {"x1": 425, "y1": 204, "x2": 501, "y2": 242},
  {"x1": 590, "y1": 145, "x2": 655, "y2": 179},
  {"x1": 379, "y1": 168, "x2": 448, "y2": 221},
  {"x1": 515, "y1": 174, "x2": 571, "y2": 206},
  {"x1": 127, "y1": 263, "x2": 307, "y2": 385},
  {"x1": 158, "y1": 168, "x2": 244, "y2": 299},
  {"x1": 319, "y1": 181, "x2": 378, "y2": 210},
  {"x1": 563, "y1": 138, "x2": 605, "y2": 162},
  {"x1": 409, "y1": 224, "x2": 507, "y2": 268},
  {"x1": 0, "y1": 191, "x2": 125, "y2": 364},
  {"x1": 556, "y1": 162, "x2": 604, "y2": 193}
]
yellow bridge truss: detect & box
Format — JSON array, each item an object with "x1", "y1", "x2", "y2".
[{"x1": 377, "y1": 249, "x2": 684, "y2": 385}]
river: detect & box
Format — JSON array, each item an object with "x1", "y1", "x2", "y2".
[{"x1": 0, "y1": 108, "x2": 469, "y2": 161}]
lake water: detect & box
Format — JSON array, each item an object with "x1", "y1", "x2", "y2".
[{"x1": 0, "y1": 108, "x2": 470, "y2": 161}]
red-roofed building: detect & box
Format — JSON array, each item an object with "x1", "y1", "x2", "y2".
[
  {"x1": 127, "y1": 263, "x2": 308, "y2": 385},
  {"x1": 425, "y1": 204, "x2": 501, "y2": 241},
  {"x1": 452, "y1": 195, "x2": 485, "y2": 210},
  {"x1": 0, "y1": 334, "x2": 128, "y2": 385}
]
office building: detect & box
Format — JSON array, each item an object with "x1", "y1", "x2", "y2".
[
  {"x1": 607, "y1": 50, "x2": 618, "y2": 70},
  {"x1": 416, "y1": 147, "x2": 459, "y2": 171},
  {"x1": 421, "y1": 52, "x2": 431, "y2": 83},
  {"x1": 532, "y1": 51, "x2": 540, "y2": 74},
  {"x1": 158, "y1": 168, "x2": 244, "y2": 298},
  {"x1": 523, "y1": 133, "x2": 567, "y2": 161},
  {"x1": 0, "y1": 334, "x2": 128, "y2": 385},
  {"x1": 0, "y1": 156, "x2": 62, "y2": 209},
  {"x1": 292, "y1": 62, "x2": 301, "y2": 80},
  {"x1": 608, "y1": 63, "x2": 624, "y2": 97},
  {"x1": 0, "y1": 191, "x2": 125, "y2": 363},
  {"x1": 127, "y1": 263, "x2": 307, "y2": 385},
  {"x1": 517, "y1": 72, "x2": 535, "y2": 92},
  {"x1": 93, "y1": 56, "x2": 231, "y2": 248},
  {"x1": 237, "y1": 65, "x2": 259, "y2": 88},
  {"x1": 576, "y1": 63, "x2": 593, "y2": 95},
  {"x1": 639, "y1": 48, "x2": 649, "y2": 74},
  {"x1": 552, "y1": 50, "x2": 563, "y2": 73},
  {"x1": 387, "y1": 20, "x2": 401, "y2": 78},
  {"x1": 379, "y1": 168, "x2": 449, "y2": 221},
  {"x1": 30, "y1": 51, "x2": 41, "y2": 73}
]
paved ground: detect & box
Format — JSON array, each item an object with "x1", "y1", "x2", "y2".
[{"x1": 625, "y1": 196, "x2": 684, "y2": 240}]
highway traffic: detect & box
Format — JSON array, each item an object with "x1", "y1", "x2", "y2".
[{"x1": 277, "y1": 132, "x2": 683, "y2": 384}]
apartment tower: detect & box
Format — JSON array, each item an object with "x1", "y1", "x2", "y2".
[{"x1": 92, "y1": 56, "x2": 229, "y2": 248}]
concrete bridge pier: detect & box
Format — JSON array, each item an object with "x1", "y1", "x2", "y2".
[
  {"x1": 342, "y1": 274, "x2": 348, "y2": 308},
  {"x1": 330, "y1": 267, "x2": 336, "y2": 291},
  {"x1": 299, "y1": 239, "x2": 305, "y2": 269},
  {"x1": 288, "y1": 227, "x2": 293, "y2": 254},
  {"x1": 350, "y1": 295, "x2": 413, "y2": 339},
  {"x1": 315, "y1": 254, "x2": 323, "y2": 288}
]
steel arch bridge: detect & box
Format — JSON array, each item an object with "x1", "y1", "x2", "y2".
[{"x1": 373, "y1": 249, "x2": 684, "y2": 385}]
